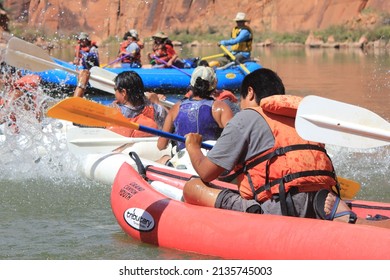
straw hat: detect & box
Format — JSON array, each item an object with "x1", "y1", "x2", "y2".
[
  {"x1": 152, "y1": 31, "x2": 168, "y2": 39},
  {"x1": 190, "y1": 66, "x2": 217, "y2": 91},
  {"x1": 233, "y1": 12, "x2": 250, "y2": 22}
]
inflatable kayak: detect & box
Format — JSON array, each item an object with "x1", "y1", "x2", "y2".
[
  {"x1": 34, "y1": 58, "x2": 262, "y2": 92},
  {"x1": 111, "y1": 159, "x2": 390, "y2": 260}
]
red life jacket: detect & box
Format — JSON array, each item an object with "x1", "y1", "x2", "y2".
[{"x1": 118, "y1": 40, "x2": 131, "y2": 63}]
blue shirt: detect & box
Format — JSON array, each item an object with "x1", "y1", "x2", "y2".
[{"x1": 219, "y1": 28, "x2": 251, "y2": 58}]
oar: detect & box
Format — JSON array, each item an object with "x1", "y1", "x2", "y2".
[
  {"x1": 88, "y1": 66, "x2": 117, "y2": 94},
  {"x1": 103, "y1": 54, "x2": 130, "y2": 68},
  {"x1": 67, "y1": 126, "x2": 159, "y2": 155},
  {"x1": 201, "y1": 53, "x2": 225, "y2": 60},
  {"x1": 5, "y1": 37, "x2": 81, "y2": 75},
  {"x1": 4, "y1": 37, "x2": 174, "y2": 107},
  {"x1": 296, "y1": 95, "x2": 390, "y2": 149},
  {"x1": 47, "y1": 97, "x2": 213, "y2": 150},
  {"x1": 151, "y1": 55, "x2": 192, "y2": 77},
  {"x1": 219, "y1": 45, "x2": 250, "y2": 74},
  {"x1": 5, "y1": 37, "x2": 116, "y2": 89},
  {"x1": 88, "y1": 66, "x2": 174, "y2": 108}
]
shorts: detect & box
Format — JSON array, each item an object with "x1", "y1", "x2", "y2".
[
  {"x1": 215, "y1": 189, "x2": 262, "y2": 213},
  {"x1": 215, "y1": 188, "x2": 317, "y2": 217}
]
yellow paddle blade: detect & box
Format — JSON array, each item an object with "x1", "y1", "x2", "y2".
[
  {"x1": 47, "y1": 97, "x2": 140, "y2": 130},
  {"x1": 334, "y1": 177, "x2": 361, "y2": 200}
]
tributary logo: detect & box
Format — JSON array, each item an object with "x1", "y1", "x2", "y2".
[{"x1": 124, "y1": 208, "x2": 155, "y2": 232}]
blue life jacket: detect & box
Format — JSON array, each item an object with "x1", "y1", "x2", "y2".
[{"x1": 173, "y1": 98, "x2": 222, "y2": 151}]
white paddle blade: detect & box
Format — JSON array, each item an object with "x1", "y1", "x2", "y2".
[
  {"x1": 5, "y1": 37, "x2": 80, "y2": 75},
  {"x1": 89, "y1": 66, "x2": 116, "y2": 94},
  {"x1": 5, "y1": 37, "x2": 55, "y2": 72},
  {"x1": 296, "y1": 95, "x2": 390, "y2": 149},
  {"x1": 67, "y1": 126, "x2": 159, "y2": 155}
]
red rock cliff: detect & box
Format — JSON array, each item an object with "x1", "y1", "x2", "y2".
[{"x1": 3, "y1": 0, "x2": 390, "y2": 43}]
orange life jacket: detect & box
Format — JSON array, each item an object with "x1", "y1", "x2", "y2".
[
  {"x1": 107, "y1": 105, "x2": 158, "y2": 137},
  {"x1": 215, "y1": 90, "x2": 238, "y2": 103},
  {"x1": 233, "y1": 95, "x2": 337, "y2": 205}
]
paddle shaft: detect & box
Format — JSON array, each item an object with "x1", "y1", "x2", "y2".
[
  {"x1": 201, "y1": 53, "x2": 225, "y2": 60},
  {"x1": 300, "y1": 115, "x2": 390, "y2": 142},
  {"x1": 103, "y1": 53, "x2": 131, "y2": 68},
  {"x1": 47, "y1": 97, "x2": 213, "y2": 150},
  {"x1": 7, "y1": 48, "x2": 114, "y2": 89},
  {"x1": 152, "y1": 55, "x2": 191, "y2": 77},
  {"x1": 219, "y1": 45, "x2": 250, "y2": 74}
]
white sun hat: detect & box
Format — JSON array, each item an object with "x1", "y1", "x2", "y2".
[
  {"x1": 234, "y1": 12, "x2": 250, "y2": 22},
  {"x1": 190, "y1": 66, "x2": 217, "y2": 91}
]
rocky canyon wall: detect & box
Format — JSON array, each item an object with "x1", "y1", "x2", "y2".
[{"x1": 2, "y1": 0, "x2": 390, "y2": 43}]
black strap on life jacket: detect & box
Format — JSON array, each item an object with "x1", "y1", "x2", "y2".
[
  {"x1": 222, "y1": 144, "x2": 330, "y2": 182},
  {"x1": 237, "y1": 144, "x2": 339, "y2": 216}
]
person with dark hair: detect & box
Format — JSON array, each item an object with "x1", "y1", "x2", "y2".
[
  {"x1": 146, "y1": 31, "x2": 189, "y2": 68},
  {"x1": 181, "y1": 68, "x2": 345, "y2": 218},
  {"x1": 107, "y1": 71, "x2": 167, "y2": 137},
  {"x1": 157, "y1": 66, "x2": 233, "y2": 152},
  {"x1": 182, "y1": 68, "x2": 390, "y2": 228},
  {"x1": 117, "y1": 30, "x2": 143, "y2": 67},
  {"x1": 184, "y1": 60, "x2": 240, "y2": 115}
]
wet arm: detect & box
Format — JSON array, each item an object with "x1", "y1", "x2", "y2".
[{"x1": 212, "y1": 100, "x2": 234, "y2": 128}]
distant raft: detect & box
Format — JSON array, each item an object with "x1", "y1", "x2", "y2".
[{"x1": 30, "y1": 58, "x2": 262, "y2": 93}]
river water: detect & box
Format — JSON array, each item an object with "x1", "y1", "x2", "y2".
[{"x1": 1, "y1": 45, "x2": 390, "y2": 261}]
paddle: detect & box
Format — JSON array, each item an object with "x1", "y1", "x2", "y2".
[
  {"x1": 103, "y1": 53, "x2": 131, "y2": 68},
  {"x1": 67, "y1": 126, "x2": 160, "y2": 155},
  {"x1": 219, "y1": 45, "x2": 250, "y2": 74},
  {"x1": 47, "y1": 97, "x2": 213, "y2": 150},
  {"x1": 5, "y1": 37, "x2": 81, "y2": 75},
  {"x1": 336, "y1": 177, "x2": 360, "y2": 200},
  {"x1": 5, "y1": 37, "x2": 118, "y2": 89},
  {"x1": 296, "y1": 95, "x2": 390, "y2": 149},
  {"x1": 5, "y1": 37, "x2": 173, "y2": 107},
  {"x1": 151, "y1": 55, "x2": 192, "y2": 77},
  {"x1": 201, "y1": 53, "x2": 225, "y2": 60},
  {"x1": 89, "y1": 66, "x2": 117, "y2": 94}
]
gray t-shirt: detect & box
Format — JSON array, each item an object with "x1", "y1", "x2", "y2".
[{"x1": 207, "y1": 109, "x2": 275, "y2": 171}]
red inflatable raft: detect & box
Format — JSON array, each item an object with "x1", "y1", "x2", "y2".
[{"x1": 111, "y1": 162, "x2": 390, "y2": 259}]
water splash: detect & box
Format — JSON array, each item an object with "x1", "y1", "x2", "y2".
[
  {"x1": 0, "y1": 73, "x2": 79, "y2": 183},
  {"x1": 327, "y1": 145, "x2": 390, "y2": 201}
]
